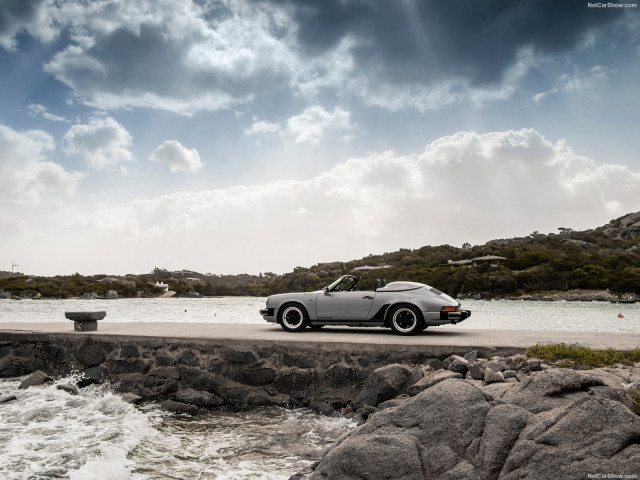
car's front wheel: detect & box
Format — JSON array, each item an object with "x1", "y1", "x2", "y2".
[
  {"x1": 278, "y1": 303, "x2": 309, "y2": 332},
  {"x1": 389, "y1": 305, "x2": 423, "y2": 335}
]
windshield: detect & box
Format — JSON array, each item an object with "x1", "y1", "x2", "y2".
[{"x1": 327, "y1": 275, "x2": 359, "y2": 292}]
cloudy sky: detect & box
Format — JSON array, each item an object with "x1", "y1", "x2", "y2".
[{"x1": 1, "y1": 0, "x2": 639, "y2": 276}]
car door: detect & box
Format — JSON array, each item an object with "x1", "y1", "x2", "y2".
[{"x1": 315, "y1": 291, "x2": 375, "y2": 320}]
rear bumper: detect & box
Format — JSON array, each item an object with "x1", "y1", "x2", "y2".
[{"x1": 444, "y1": 309, "x2": 471, "y2": 324}]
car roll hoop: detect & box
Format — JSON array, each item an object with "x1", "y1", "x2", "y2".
[{"x1": 373, "y1": 278, "x2": 387, "y2": 291}]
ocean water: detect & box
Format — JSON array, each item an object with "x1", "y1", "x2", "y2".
[
  {"x1": 0, "y1": 375, "x2": 355, "y2": 480},
  {"x1": 1, "y1": 296, "x2": 639, "y2": 332}
]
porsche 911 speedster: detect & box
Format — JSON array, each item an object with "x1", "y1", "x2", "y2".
[{"x1": 259, "y1": 275, "x2": 471, "y2": 335}]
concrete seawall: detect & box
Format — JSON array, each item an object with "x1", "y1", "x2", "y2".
[{"x1": 1, "y1": 323, "x2": 639, "y2": 410}]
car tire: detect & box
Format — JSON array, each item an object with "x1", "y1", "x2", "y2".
[
  {"x1": 278, "y1": 303, "x2": 309, "y2": 332},
  {"x1": 389, "y1": 305, "x2": 423, "y2": 335}
]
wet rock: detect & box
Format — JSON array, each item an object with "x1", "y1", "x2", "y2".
[
  {"x1": 56, "y1": 384, "x2": 78, "y2": 395},
  {"x1": 143, "y1": 367, "x2": 180, "y2": 396},
  {"x1": 175, "y1": 388, "x2": 225, "y2": 407},
  {"x1": 120, "y1": 392, "x2": 143, "y2": 404},
  {"x1": 178, "y1": 368, "x2": 220, "y2": 393},
  {"x1": 355, "y1": 364, "x2": 420, "y2": 407},
  {"x1": 355, "y1": 405, "x2": 378, "y2": 421},
  {"x1": 443, "y1": 355, "x2": 470, "y2": 375},
  {"x1": 161, "y1": 399, "x2": 198, "y2": 415},
  {"x1": 18, "y1": 370, "x2": 53, "y2": 389},
  {"x1": 319, "y1": 400, "x2": 337, "y2": 416},
  {"x1": 0, "y1": 395, "x2": 17, "y2": 404},
  {"x1": 289, "y1": 463, "x2": 318, "y2": 480},
  {"x1": 79, "y1": 366, "x2": 109, "y2": 388},
  {"x1": 247, "y1": 394, "x2": 276, "y2": 407},
  {"x1": 225, "y1": 387, "x2": 249, "y2": 405},
  {"x1": 406, "y1": 370, "x2": 463, "y2": 396}
]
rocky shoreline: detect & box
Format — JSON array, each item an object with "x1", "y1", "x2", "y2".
[
  {"x1": 459, "y1": 289, "x2": 639, "y2": 302},
  {"x1": 292, "y1": 352, "x2": 640, "y2": 479}
]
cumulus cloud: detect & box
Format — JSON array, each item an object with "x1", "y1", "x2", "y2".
[
  {"x1": 0, "y1": 124, "x2": 83, "y2": 205},
  {"x1": 0, "y1": 0, "x2": 57, "y2": 50},
  {"x1": 0, "y1": 0, "x2": 630, "y2": 115},
  {"x1": 62, "y1": 116, "x2": 133, "y2": 169},
  {"x1": 246, "y1": 105, "x2": 354, "y2": 145},
  {"x1": 286, "y1": 106, "x2": 353, "y2": 145},
  {"x1": 149, "y1": 140, "x2": 203, "y2": 173},
  {"x1": 73, "y1": 128, "x2": 640, "y2": 273},
  {"x1": 40, "y1": 0, "x2": 297, "y2": 114}
]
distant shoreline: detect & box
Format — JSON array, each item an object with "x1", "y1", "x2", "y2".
[{"x1": 1, "y1": 289, "x2": 637, "y2": 303}]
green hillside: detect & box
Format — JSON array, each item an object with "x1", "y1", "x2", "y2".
[{"x1": 2, "y1": 212, "x2": 639, "y2": 299}]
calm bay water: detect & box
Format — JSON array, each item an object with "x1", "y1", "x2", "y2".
[
  {"x1": 1, "y1": 296, "x2": 639, "y2": 332},
  {"x1": 1, "y1": 297, "x2": 639, "y2": 479}
]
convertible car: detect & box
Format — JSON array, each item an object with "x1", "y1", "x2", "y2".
[{"x1": 259, "y1": 275, "x2": 471, "y2": 335}]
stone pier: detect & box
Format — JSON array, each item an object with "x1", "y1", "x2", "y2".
[{"x1": 1, "y1": 323, "x2": 639, "y2": 410}]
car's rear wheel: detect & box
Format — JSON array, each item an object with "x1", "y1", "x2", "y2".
[
  {"x1": 279, "y1": 303, "x2": 309, "y2": 332},
  {"x1": 389, "y1": 305, "x2": 423, "y2": 335}
]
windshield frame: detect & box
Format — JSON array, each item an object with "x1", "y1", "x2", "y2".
[{"x1": 326, "y1": 275, "x2": 360, "y2": 292}]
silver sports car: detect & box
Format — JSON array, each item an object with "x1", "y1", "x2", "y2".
[{"x1": 259, "y1": 275, "x2": 471, "y2": 335}]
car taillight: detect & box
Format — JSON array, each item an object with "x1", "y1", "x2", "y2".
[{"x1": 441, "y1": 305, "x2": 460, "y2": 312}]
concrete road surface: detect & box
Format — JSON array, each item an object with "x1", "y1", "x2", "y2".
[{"x1": 1, "y1": 323, "x2": 638, "y2": 356}]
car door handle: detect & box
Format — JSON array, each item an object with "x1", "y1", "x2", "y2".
[{"x1": 362, "y1": 295, "x2": 373, "y2": 300}]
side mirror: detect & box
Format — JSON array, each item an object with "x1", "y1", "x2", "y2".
[{"x1": 324, "y1": 287, "x2": 329, "y2": 295}]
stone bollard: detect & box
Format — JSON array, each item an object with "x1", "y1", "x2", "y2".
[{"x1": 65, "y1": 311, "x2": 106, "y2": 331}]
